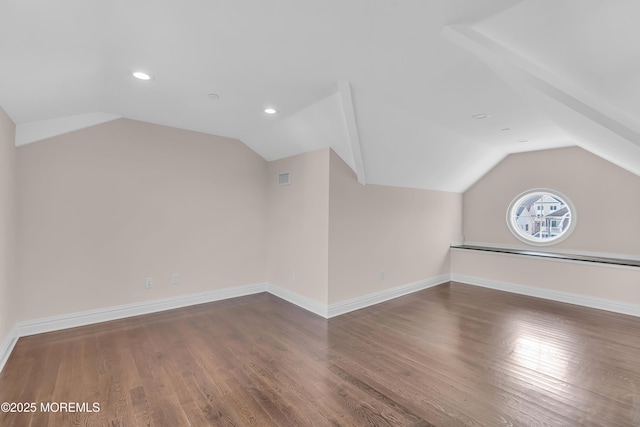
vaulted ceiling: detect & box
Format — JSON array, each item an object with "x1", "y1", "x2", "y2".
[{"x1": 2, "y1": 0, "x2": 640, "y2": 192}]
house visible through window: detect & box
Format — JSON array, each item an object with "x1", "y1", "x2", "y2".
[{"x1": 507, "y1": 189, "x2": 575, "y2": 246}]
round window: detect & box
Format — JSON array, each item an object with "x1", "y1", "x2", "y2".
[{"x1": 506, "y1": 189, "x2": 575, "y2": 246}]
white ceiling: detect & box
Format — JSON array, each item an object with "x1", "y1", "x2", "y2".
[{"x1": 2, "y1": 0, "x2": 640, "y2": 192}]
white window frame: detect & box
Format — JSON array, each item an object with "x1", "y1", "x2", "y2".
[{"x1": 506, "y1": 188, "x2": 576, "y2": 246}]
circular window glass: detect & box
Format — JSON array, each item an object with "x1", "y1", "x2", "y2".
[{"x1": 506, "y1": 189, "x2": 575, "y2": 246}]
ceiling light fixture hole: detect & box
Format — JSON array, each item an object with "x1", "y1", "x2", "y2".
[{"x1": 472, "y1": 113, "x2": 490, "y2": 120}]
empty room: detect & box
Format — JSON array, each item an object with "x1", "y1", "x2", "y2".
[{"x1": 1, "y1": 0, "x2": 640, "y2": 426}]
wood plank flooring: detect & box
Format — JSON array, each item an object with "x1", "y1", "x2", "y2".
[{"x1": 1, "y1": 282, "x2": 640, "y2": 426}]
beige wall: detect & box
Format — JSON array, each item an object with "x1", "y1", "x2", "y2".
[
  {"x1": 265, "y1": 148, "x2": 462, "y2": 306},
  {"x1": 463, "y1": 146, "x2": 640, "y2": 256},
  {"x1": 17, "y1": 119, "x2": 268, "y2": 320},
  {"x1": 15, "y1": 128, "x2": 463, "y2": 322},
  {"x1": 455, "y1": 146, "x2": 640, "y2": 306},
  {"x1": 328, "y1": 150, "x2": 461, "y2": 304},
  {"x1": 266, "y1": 149, "x2": 330, "y2": 305},
  {"x1": 9, "y1": 119, "x2": 639, "y2": 329},
  {"x1": 0, "y1": 108, "x2": 18, "y2": 344}
]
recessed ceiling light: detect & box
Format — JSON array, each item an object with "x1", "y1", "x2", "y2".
[
  {"x1": 264, "y1": 107, "x2": 277, "y2": 114},
  {"x1": 132, "y1": 71, "x2": 151, "y2": 81},
  {"x1": 501, "y1": 128, "x2": 511, "y2": 131},
  {"x1": 472, "y1": 113, "x2": 490, "y2": 120},
  {"x1": 518, "y1": 139, "x2": 529, "y2": 142},
  {"x1": 207, "y1": 93, "x2": 220, "y2": 100}
]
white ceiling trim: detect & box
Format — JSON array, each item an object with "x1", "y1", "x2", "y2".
[
  {"x1": 15, "y1": 112, "x2": 121, "y2": 147},
  {"x1": 337, "y1": 81, "x2": 365, "y2": 185},
  {"x1": 442, "y1": 24, "x2": 640, "y2": 177}
]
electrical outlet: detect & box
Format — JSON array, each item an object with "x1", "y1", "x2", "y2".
[
  {"x1": 290, "y1": 270, "x2": 296, "y2": 280},
  {"x1": 172, "y1": 273, "x2": 180, "y2": 285},
  {"x1": 145, "y1": 277, "x2": 153, "y2": 288},
  {"x1": 379, "y1": 271, "x2": 385, "y2": 280}
]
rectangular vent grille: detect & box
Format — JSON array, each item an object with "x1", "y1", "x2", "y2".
[{"x1": 278, "y1": 172, "x2": 291, "y2": 186}]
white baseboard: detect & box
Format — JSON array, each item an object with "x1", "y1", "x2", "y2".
[
  {"x1": 0, "y1": 326, "x2": 18, "y2": 374},
  {"x1": 16, "y1": 282, "x2": 268, "y2": 337},
  {"x1": 13, "y1": 276, "x2": 449, "y2": 338},
  {"x1": 5, "y1": 272, "x2": 638, "y2": 375},
  {"x1": 6, "y1": 271, "x2": 639, "y2": 376},
  {"x1": 327, "y1": 274, "x2": 450, "y2": 318},
  {"x1": 266, "y1": 275, "x2": 450, "y2": 319},
  {"x1": 451, "y1": 273, "x2": 640, "y2": 318},
  {"x1": 2, "y1": 276, "x2": 450, "y2": 374},
  {"x1": 266, "y1": 283, "x2": 329, "y2": 318}
]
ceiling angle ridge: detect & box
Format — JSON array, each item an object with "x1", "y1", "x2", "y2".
[
  {"x1": 337, "y1": 80, "x2": 366, "y2": 185},
  {"x1": 443, "y1": 24, "x2": 640, "y2": 137}
]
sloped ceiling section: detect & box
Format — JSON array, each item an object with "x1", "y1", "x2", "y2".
[
  {"x1": 443, "y1": 0, "x2": 640, "y2": 178},
  {"x1": 241, "y1": 82, "x2": 366, "y2": 185},
  {"x1": 2, "y1": 0, "x2": 640, "y2": 192}
]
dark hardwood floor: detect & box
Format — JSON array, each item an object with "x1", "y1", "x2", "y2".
[{"x1": 2, "y1": 281, "x2": 640, "y2": 426}]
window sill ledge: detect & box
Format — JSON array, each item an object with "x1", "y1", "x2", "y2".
[{"x1": 450, "y1": 244, "x2": 640, "y2": 269}]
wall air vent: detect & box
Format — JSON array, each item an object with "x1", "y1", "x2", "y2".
[{"x1": 278, "y1": 172, "x2": 291, "y2": 186}]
